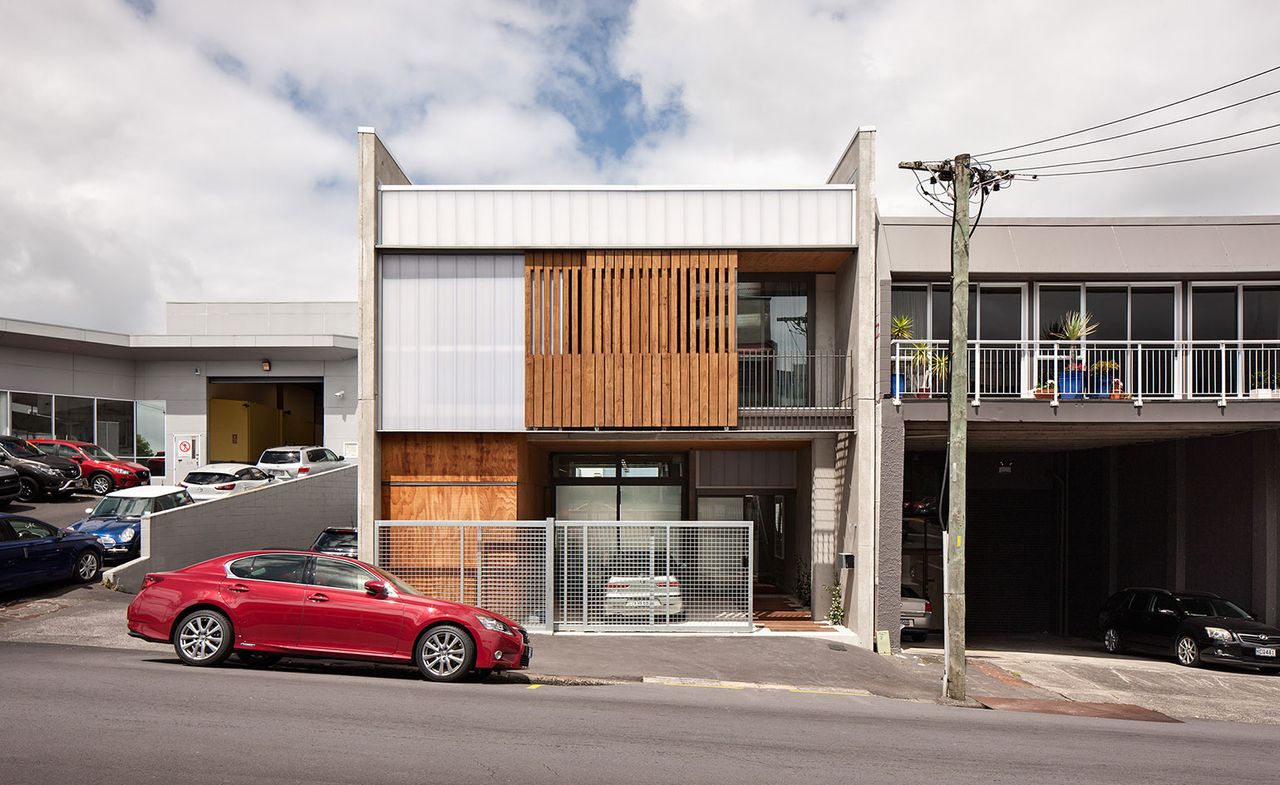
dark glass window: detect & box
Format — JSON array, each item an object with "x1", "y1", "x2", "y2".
[
  {"x1": 736, "y1": 278, "x2": 811, "y2": 355},
  {"x1": 1039, "y1": 286, "x2": 1081, "y2": 339},
  {"x1": 1192, "y1": 287, "x2": 1238, "y2": 340},
  {"x1": 229, "y1": 554, "x2": 308, "y2": 583},
  {"x1": 1243, "y1": 286, "x2": 1280, "y2": 340},
  {"x1": 54, "y1": 396, "x2": 94, "y2": 442},
  {"x1": 96, "y1": 399, "x2": 134, "y2": 460},
  {"x1": 1085, "y1": 287, "x2": 1127, "y2": 341},
  {"x1": 1153, "y1": 593, "x2": 1178, "y2": 614},
  {"x1": 977, "y1": 287, "x2": 1021, "y2": 340},
  {"x1": 1130, "y1": 288, "x2": 1175, "y2": 340},
  {"x1": 8, "y1": 518, "x2": 57, "y2": 540},
  {"x1": 890, "y1": 286, "x2": 929, "y2": 341},
  {"x1": 10, "y1": 393, "x2": 53, "y2": 439},
  {"x1": 311, "y1": 558, "x2": 375, "y2": 591}
]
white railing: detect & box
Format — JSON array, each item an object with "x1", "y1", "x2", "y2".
[{"x1": 889, "y1": 339, "x2": 1280, "y2": 403}]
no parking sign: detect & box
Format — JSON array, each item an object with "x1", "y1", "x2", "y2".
[{"x1": 175, "y1": 435, "x2": 198, "y2": 460}]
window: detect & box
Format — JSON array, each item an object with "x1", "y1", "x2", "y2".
[
  {"x1": 135, "y1": 400, "x2": 165, "y2": 458},
  {"x1": 8, "y1": 518, "x2": 57, "y2": 540},
  {"x1": 0, "y1": 391, "x2": 8, "y2": 436},
  {"x1": 10, "y1": 393, "x2": 52, "y2": 439},
  {"x1": 1153, "y1": 593, "x2": 1178, "y2": 614},
  {"x1": 1192, "y1": 287, "x2": 1238, "y2": 340},
  {"x1": 54, "y1": 396, "x2": 94, "y2": 442},
  {"x1": 553, "y1": 454, "x2": 686, "y2": 521},
  {"x1": 235, "y1": 468, "x2": 267, "y2": 481},
  {"x1": 260, "y1": 450, "x2": 300, "y2": 464},
  {"x1": 96, "y1": 399, "x2": 134, "y2": 459},
  {"x1": 89, "y1": 496, "x2": 151, "y2": 518},
  {"x1": 228, "y1": 554, "x2": 308, "y2": 583},
  {"x1": 1128, "y1": 591, "x2": 1155, "y2": 612},
  {"x1": 1243, "y1": 286, "x2": 1280, "y2": 341},
  {"x1": 307, "y1": 449, "x2": 328, "y2": 462},
  {"x1": 311, "y1": 558, "x2": 375, "y2": 592},
  {"x1": 892, "y1": 284, "x2": 1023, "y2": 341},
  {"x1": 737, "y1": 278, "x2": 811, "y2": 354}
]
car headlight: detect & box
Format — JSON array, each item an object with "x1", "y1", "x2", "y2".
[
  {"x1": 34, "y1": 463, "x2": 60, "y2": 475},
  {"x1": 474, "y1": 614, "x2": 510, "y2": 634},
  {"x1": 121, "y1": 528, "x2": 136, "y2": 542},
  {"x1": 97, "y1": 536, "x2": 116, "y2": 546},
  {"x1": 1205, "y1": 627, "x2": 1233, "y2": 641},
  {"x1": 110, "y1": 466, "x2": 130, "y2": 475}
]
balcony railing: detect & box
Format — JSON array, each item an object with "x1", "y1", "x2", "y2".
[
  {"x1": 890, "y1": 339, "x2": 1280, "y2": 403},
  {"x1": 738, "y1": 351, "x2": 855, "y2": 429}
]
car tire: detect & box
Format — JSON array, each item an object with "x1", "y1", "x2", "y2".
[
  {"x1": 414, "y1": 624, "x2": 475, "y2": 683},
  {"x1": 173, "y1": 609, "x2": 234, "y2": 667},
  {"x1": 1175, "y1": 635, "x2": 1201, "y2": 668},
  {"x1": 90, "y1": 472, "x2": 114, "y2": 496},
  {"x1": 473, "y1": 667, "x2": 493, "y2": 681},
  {"x1": 905, "y1": 632, "x2": 927, "y2": 643},
  {"x1": 1103, "y1": 627, "x2": 1123, "y2": 654},
  {"x1": 236, "y1": 652, "x2": 283, "y2": 668},
  {"x1": 73, "y1": 550, "x2": 101, "y2": 583},
  {"x1": 16, "y1": 477, "x2": 40, "y2": 502}
]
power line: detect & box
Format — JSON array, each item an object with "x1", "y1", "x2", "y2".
[
  {"x1": 1019, "y1": 137, "x2": 1280, "y2": 177},
  {"x1": 977, "y1": 63, "x2": 1280, "y2": 157},
  {"x1": 986, "y1": 85, "x2": 1280, "y2": 163},
  {"x1": 1014, "y1": 121, "x2": 1280, "y2": 171}
]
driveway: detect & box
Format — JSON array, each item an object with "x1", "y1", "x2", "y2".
[{"x1": 4, "y1": 492, "x2": 101, "y2": 527}]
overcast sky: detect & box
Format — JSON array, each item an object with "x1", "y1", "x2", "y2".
[{"x1": 2, "y1": 0, "x2": 1278, "y2": 333}]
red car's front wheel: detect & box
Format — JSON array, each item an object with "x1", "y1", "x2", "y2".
[{"x1": 415, "y1": 624, "x2": 475, "y2": 683}]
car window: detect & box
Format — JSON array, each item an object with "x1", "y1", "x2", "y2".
[
  {"x1": 260, "y1": 450, "x2": 299, "y2": 464},
  {"x1": 1129, "y1": 591, "x2": 1154, "y2": 612},
  {"x1": 249, "y1": 468, "x2": 268, "y2": 480},
  {"x1": 901, "y1": 585, "x2": 923, "y2": 599},
  {"x1": 0, "y1": 523, "x2": 16, "y2": 542},
  {"x1": 8, "y1": 518, "x2": 58, "y2": 540},
  {"x1": 228, "y1": 554, "x2": 309, "y2": 583},
  {"x1": 186, "y1": 472, "x2": 235, "y2": 485},
  {"x1": 0, "y1": 437, "x2": 44, "y2": 458},
  {"x1": 90, "y1": 496, "x2": 151, "y2": 518},
  {"x1": 323, "y1": 449, "x2": 340, "y2": 462},
  {"x1": 315, "y1": 530, "x2": 357, "y2": 550},
  {"x1": 306, "y1": 449, "x2": 327, "y2": 462},
  {"x1": 153, "y1": 494, "x2": 175, "y2": 513},
  {"x1": 1152, "y1": 593, "x2": 1178, "y2": 614},
  {"x1": 311, "y1": 557, "x2": 375, "y2": 591},
  {"x1": 1178, "y1": 596, "x2": 1251, "y2": 619},
  {"x1": 173, "y1": 491, "x2": 194, "y2": 507}
]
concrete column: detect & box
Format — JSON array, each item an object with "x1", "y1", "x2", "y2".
[
  {"x1": 356, "y1": 128, "x2": 410, "y2": 563},
  {"x1": 1253, "y1": 430, "x2": 1280, "y2": 625},
  {"x1": 877, "y1": 405, "x2": 905, "y2": 650},
  {"x1": 810, "y1": 435, "x2": 838, "y2": 622},
  {"x1": 1108, "y1": 446, "x2": 1119, "y2": 595}
]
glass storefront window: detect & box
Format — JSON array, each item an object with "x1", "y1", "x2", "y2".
[
  {"x1": 0, "y1": 391, "x2": 8, "y2": 435},
  {"x1": 54, "y1": 395, "x2": 95, "y2": 442},
  {"x1": 135, "y1": 400, "x2": 165, "y2": 457},
  {"x1": 553, "y1": 453, "x2": 687, "y2": 521},
  {"x1": 619, "y1": 486, "x2": 683, "y2": 520},
  {"x1": 96, "y1": 399, "x2": 135, "y2": 458},
  {"x1": 556, "y1": 486, "x2": 620, "y2": 521},
  {"x1": 10, "y1": 393, "x2": 53, "y2": 439}
]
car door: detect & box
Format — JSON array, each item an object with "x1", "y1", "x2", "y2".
[
  {"x1": 219, "y1": 554, "x2": 311, "y2": 649},
  {"x1": 6, "y1": 517, "x2": 68, "y2": 580},
  {"x1": 1125, "y1": 590, "x2": 1158, "y2": 649},
  {"x1": 234, "y1": 467, "x2": 270, "y2": 492},
  {"x1": 0, "y1": 521, "x2": 30, "y2": 590},
  {"x1": 297, "y1": 557, "x2": 406, "y2": 656},
  {"x1": 1146, "y1": 592, "x2": 1183, "y2": 651}
]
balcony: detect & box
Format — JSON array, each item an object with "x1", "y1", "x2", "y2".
[
  {"x1": 890, "y1": 339, "x2": 1280, "y2": 403},
  {"x1": 737, "y1": 351, "x2": 854, "y2": 430}
]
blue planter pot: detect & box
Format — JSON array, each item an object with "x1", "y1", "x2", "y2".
[
  {"x1": 1089, "y1": 374, "x2": 1117, "y2": 399},
  {"x1": 890, "y1": 373, "x2": 907, "y2": 398},
  {"x1": 1057, "y1": 369, "x2": 1084, "y2": 399}
]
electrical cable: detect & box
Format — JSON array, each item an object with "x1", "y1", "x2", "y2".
[
  {"x1": 977, "y1": 63, "x2": 1280, "y2": 157},
  {"x1": 985, "y1": 85, "x2": 1280, "y2": 163},
  {"x1": 1024, "y1": 137, "x2": 1280, "y2": 177},
  {"x1": 1011, "y1": 121, "x2": 1280, "y2": 171}
]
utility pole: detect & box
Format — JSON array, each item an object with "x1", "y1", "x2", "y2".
[{"x1": 897, "y1": 154, "x2": 1003, "y2": 702}]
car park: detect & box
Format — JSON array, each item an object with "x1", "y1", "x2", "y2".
[
  {"x1": 900, "y1": 585, "x2": 933, "y2": 643},
  {"x1": 310, "y1": 527, "x2": 357, "y2": 557},
  {"x1": 126, "y1": 550, "x2": 531, "y2": 682},
  {"x1": 180, "y1": 463, "x2": 274, "y2": 500},
  {"x1": 0, "y1": 466, "x2": 19, "y2": 509},
  {"x1": 0, "y1": 435, "x2": 88, "y2": 502},
  {"x1": 1099, "y1": 587, "x2": 1280, "y2": 672},
  {"x1": 31, "y1": 438, "x2": 152, "y2": 496},
  {"x1": 65, "y1": 486, "x2": 195, "y2": 562},
  {"x1": 256, "y1": 446, "x2": 345, "y2": 479},
  {"x1": 0, "y1": 513, "x2": 103, "y2": 591}
]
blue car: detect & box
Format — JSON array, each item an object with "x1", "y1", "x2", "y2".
[
  {"x1": 65, "y1": 485, "x2": 196, "y2": 562},
  {"x1": 0, "y1": 514, "x2": 104, "y2": 591}
]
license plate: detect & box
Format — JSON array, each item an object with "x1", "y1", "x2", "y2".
[
  {"x1": 1258, "y1": 647, "x2": 1277, "y2": 657},
  {"x1": 901, "y1": 618, "x2": 913, "y2": 627}
]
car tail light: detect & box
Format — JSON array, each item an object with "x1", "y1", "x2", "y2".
[
  {"x1": 655, "y1": 580, "x2": 680, "y2": 588},
  {"x1": 297, "y1": 466, "x2": 310, "y2": 474},
  {"x1": 214, "y1": 483, "x2": 235, "y2": 490},
  {"x1": 605, "y1": 583, "x2": 627, "y2": 589},
  {"x1": 141, "y1": 574, "x2": 163, "y2": 590},
  {"x1": 924, "y1": 601, "x2": 933, "y2": 613}
]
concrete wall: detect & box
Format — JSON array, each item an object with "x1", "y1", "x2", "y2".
[
  {"x1": 0, "y1": 346, "x2": 137, "y2": 400},
  {"x1": 165, "y1": 302, "x2": 357, "y2": 337},
  {"x1": 105, "y1": 464, "x2": 358, "y2": 593}
]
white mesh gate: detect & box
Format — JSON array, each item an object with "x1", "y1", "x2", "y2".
[{"x1": 374, "y1": 519, "x2": 752, "y2": 633}]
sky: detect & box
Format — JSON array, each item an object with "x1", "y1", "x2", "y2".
[{"x1": 1, "y1": 0, "x2": 1278, "y2": 333}]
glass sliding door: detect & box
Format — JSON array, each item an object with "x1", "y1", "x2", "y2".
[
  {"x1": 1243, "y1": 286, "x2": 1280, "y2": 395},
  {"x1": 738, "y1": 277, "x2": 813, "y2": 407},
  {"x1": 1130, "y1": 287, "x2": 1177, "y2": 397},
  {"x1": 1191, "y1": 286, "x2": 1239, "y2": 396}
]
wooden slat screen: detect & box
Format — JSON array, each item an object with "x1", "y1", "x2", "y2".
[{"x1": 525, "y1": 250, "x2": 738, "y2": 428}]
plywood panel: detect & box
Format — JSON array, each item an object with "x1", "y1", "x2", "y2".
[
  {"x1": 383, "y1": 485, "x2": 517, "y2": 521},
  {"x1": 382, "y1": 433, "x2": 521, "y2": 483}
]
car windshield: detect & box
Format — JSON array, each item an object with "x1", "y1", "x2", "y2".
[
  {"x1": 1, "y1": 437, "x2": 44, "y2": 459},
  {"x1": 260, "y1": 451, "x2": 300, "y2": 464},
  {"x1": 901, "y1": 586, "x2": 923, "y2": 599},
  {"x1": 1178, "y1": 596, "x2": 1251, "y2": 619},
  {"x1": 316, "y1": 530, "x2": 357, "y2": 550},
  {"x1": 368, "y1": 565, "x2": 424, "y2": 597},
  {"x1": 81, "y1": 444, "x2": 118, "y2": 460},
  {"x1": 90, "y1": 496, "x2": 152, "y2": 518},
  {"x1": 184, "y1": 472, "x2": 235, "y2": 485}
]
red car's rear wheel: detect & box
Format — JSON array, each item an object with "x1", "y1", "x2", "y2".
[{"x1": 174, "y1": 609, "x2": 234, "y2": 667}]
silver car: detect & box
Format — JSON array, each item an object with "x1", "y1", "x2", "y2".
[
  {"x1": 901, "y1": 585, "x2": 934, "y2": 643},
  {"x1": 181, "y1": 463, "x2": 274, "y2": 500},
  {"x1": 256, "y1": 446, "x2": 345, "y2": 479}
]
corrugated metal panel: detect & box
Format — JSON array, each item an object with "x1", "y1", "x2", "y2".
[
  {"x1": 695, "y1": 450, "x2": 798, "y2": 489},
  {"x1": 380, "y1": 254, "x2": 524, "y2": 431},
  {"x1": 380, "y1": 187, "x2": 856, "y2": 249}
]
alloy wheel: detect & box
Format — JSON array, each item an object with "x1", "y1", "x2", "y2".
[
  {"x1": 17, "y1": 478, "x2": 38, "y2": 502},
  {"x1": 1176, "y1": 636, "x2": 1199, "y2": 666},
  {"x1": 178, "y1": 615, "x2": 225, "y2": 662},
  {"x1": 91, "y1": 474, "x2": 113, "y2": 495},
  {"x1": 76, "y1": 552, "x2": 100, "y2": 581},
  {"x1": 421, "y1": 629, "x2": 466, "y2": 678},
  {"x1": 1103, "y1": 628, "x2": 1119, "y2": 653}
]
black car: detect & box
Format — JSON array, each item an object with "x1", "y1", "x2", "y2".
[
  {"x1": 309, "y1": 527, "x2": 357, "y2": 557},
  {"x1": 0, "y1": 466, "x2": 20, "y2": 509},
  {"x1": 0, "y1": 514, "x2": 104, "y2": 591},
  {"x1": 1099, "y1": 587, "x2": 1280, "y2": 672},
  {"x1": 0, "y1": 436, "x2": 88, "y2": 501}
]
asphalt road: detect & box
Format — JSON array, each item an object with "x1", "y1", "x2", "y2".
[{"x1": 2, "y1": 642, "x2": 1277, "y2": 785}]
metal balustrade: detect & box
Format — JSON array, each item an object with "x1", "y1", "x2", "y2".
[
  {"x1": 889, "y1": 339, "x2": 1280, "y2": 403},
  {"x1": 737, "y1": 351, "x2": 855, "y2": 430}
]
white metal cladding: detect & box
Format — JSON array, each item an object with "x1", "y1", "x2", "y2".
[
  {"x1": 373, "y1": 519, "x2": 753, "y2": 633},
  {"x1": 379, "y1": 254, "x2": 524, "y2": 431},
  {"x1": 378, "y1": 187, "x2": 856, "y2": 249}
]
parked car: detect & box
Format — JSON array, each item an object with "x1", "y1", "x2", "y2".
[
  {"x1": 1099, "y1": 587, "x2": 1280, "y2": 672},
  {"x1": 0, "y1": 513, "x2": 103, "y2": 591},
  {"x1": 0, "y1": 466, "x2": 20, "y2": 509},
  {"x1": 125, "y1": 550, "x2": 531, "y2": 682},
  {"x1": 31, "y1": 438, "x2": 151, "y2": 496},
  {"x1": 0, "y1": 435, "x2": 88, "y2": 501},
  {"x1": 900, "y1": 585, "x2": 933, "y2": 642},
  {"x1": 600, "y1": 550, "x2": 683, "y2": 618},
  {"x1": 256, "y1": 446, "x2": 345, "y2": 479},
  {"x1": 180, "y1": 463, "x2": 274, "y2": 500},
  {"x1": 310, "y1": 527, "x2": 357, "y2": 557},
  {"x1": 65, "y1": 486, "x2": 195, "y2": 562}
]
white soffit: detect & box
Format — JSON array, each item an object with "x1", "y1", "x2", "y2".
[{"x1": 379, "y1": 186, "x2": 857, "y2": 249}]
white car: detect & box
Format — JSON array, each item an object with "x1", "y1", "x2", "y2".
[
  {"x1": 901, "y1": 585, "x2": 934, "y2": 643},
  {"x1": 180, "y1": 463, "x2": 275, "y2": 500},
  {"x1": 600, "y1": 550, "x2": 684, "y2": 618},
  {"x1": 256, "y1": 446, "x2": 345, "y2": 479}
]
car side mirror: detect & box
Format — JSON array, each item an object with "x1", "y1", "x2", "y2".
[
  {"x1": 364, "y1": 579, "x2": 388, "y2": 598},
  {"x1": 84, "y1": 508, "x2": 94, "y2": 515},
  {"x1": 337, "y1": 456, "x2": 345, "y2": 462}
]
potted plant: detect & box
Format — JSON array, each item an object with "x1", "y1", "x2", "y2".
[
  {"x1": 1249, "y1": 370, "x2": 1276, "y2": 399},
  {"x1": 1089, "y1": 359, "x2": 1120, "y2": 399},
  {"x1": 910, "y1": 349, "x2": 949, "y2": 398},
  {"x1": 1048, "y1": 310, "x2": 1098, "y2": 400},
  {"x1": 890, "y1": 314, "x2": 913, "y2": 398},
  {"x1": 1032, "y1": 377, "x2": 1056, "y2": 400}
]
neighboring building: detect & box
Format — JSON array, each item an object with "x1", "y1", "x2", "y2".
[{"x1": 0, "y1": 302, "x2": 358, "y2": 485}]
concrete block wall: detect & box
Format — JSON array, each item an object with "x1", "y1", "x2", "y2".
[{"x1": 105, "y1": 464, "x2": 357, "y2": 593}]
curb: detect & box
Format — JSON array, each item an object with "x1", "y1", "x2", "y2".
[{"x1": 495, "y1": 671, "x2": 873, "y2": 696}]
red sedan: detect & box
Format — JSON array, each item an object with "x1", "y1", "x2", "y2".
[{"x1": 126, "y1": 550, "x2": 530, "y2": 682}]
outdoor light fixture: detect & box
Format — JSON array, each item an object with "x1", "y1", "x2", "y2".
[{"x1": 261, "y1": 359, "x2": 271, "y2": 372}]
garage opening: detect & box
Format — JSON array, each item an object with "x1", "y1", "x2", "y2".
[{"x1": 206, "y1": 378, "x2": 323, "y2": 464}]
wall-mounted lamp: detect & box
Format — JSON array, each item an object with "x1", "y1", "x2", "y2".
[{"x1": 261, "y1": 359, "x2": 271, "y2": 372}]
